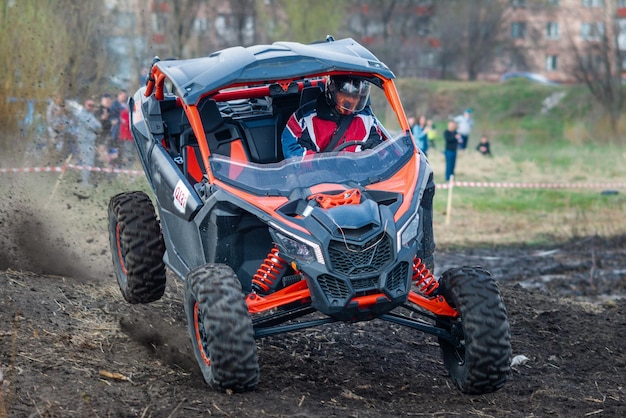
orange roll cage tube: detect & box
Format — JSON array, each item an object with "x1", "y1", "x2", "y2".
[
  {"x1": 183, "y1": 103, "x2": 215, "y2": 182},
  {"x1": 383, "y1": 79, "x2": 411, "y2": 134}
]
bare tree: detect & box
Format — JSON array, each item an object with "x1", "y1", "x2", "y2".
[
  {"x1": 167, "y1": 0, "x2": 206, "y2": 58},
  {"x1": 58, "y1": 1, "x2": 110, "y2": 96},
  {"x1": 229, "y1": 0, "x2": 257, "y2": 46},
  {"x1": 342, "y1": 0, "x2": 435, "y2": 77},
  {"x1": 434, "y1": 0, "x2": 515, "y2": 80},
  {"x1": 564, "y1": 1, "x2": 624, "y2": 136}
]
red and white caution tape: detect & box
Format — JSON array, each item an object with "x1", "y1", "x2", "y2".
[
  {"x1": 67, "y1": 164, "x2": 143, "y2": 175},
  {"x1": 0, "y1": 164, "x2": 143, "y2": 176},
  {"x1": 436, "y1": 181, "x2": 626, "y2": 189},
  {"x1": 0, "y1": 166, "x2": 64, "y2": 174}
]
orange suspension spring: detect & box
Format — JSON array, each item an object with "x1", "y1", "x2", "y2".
[
  {"x1": 252, "y1": 247, "x2": 288, "y2": 293},
  {"x1": 412, "y1": 257, "x2": 439, "y2": 296}
]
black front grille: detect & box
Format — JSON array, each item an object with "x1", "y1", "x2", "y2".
[
  {"x1": 386, "y1": 262, "x2": 409, "y2": 293},
  {"x1": 317, "y1": 274, "x2": 350, "y2": 299},
  {"x1": 328, "y1": 233, "x2": 392, "y2": 275},
  {"x1": 317, "y1": 274, "x2": 380, "y2": 300}
]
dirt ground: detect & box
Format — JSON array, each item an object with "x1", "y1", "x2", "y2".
[{"x1": 1, "y1": 172, "x2": 625, "y2": 417}]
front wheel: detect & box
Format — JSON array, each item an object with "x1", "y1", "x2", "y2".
[
  {"x1": 108, "y1": 191, "x2": 166, "y2": 304},
  {"x1": 184, "y1": 264, "x2": 259, "y2": 392},
  {"x1": 437, "y1": 266, "x2": 511, "y2": 394}
]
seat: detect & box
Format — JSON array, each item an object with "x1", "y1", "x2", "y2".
[
  {"x1": 299, "y1": 85, "x2": 323, "y2": 107},
  {"x1": 180, "y1": 99, "x2": 249, "y2": 182},
  {"x1": 235, "y1": 115, "x2": 282, "y2": 164}
]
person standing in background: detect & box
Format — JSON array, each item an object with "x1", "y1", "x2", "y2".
[
  {"x1": 70, "y1": 98, "x2": 102, "y2": 186},
  {"x1": 109, "y1": 89, "x2": 129, "y2": 155},
  {"x1": 46, "y1": 94, "x2": 74, "y2": 164},
  {"x1": 453, "y1": 108, "x2": 474, "y2": 150},
  {"x1": 94, "y1": 93, "x2": 115, "y2": 170},
  {"x1": 444, "y1": 120, "x2": 461, "y2": 181},
  {"x1": 118, "y1": 104, "x2": 135, "y2": 168},
  {"x1": 411, "y1": 115, "x2": 430, "y2": 156}
]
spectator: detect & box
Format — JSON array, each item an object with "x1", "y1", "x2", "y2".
[
  {"x1": 281, "y1": 76, "x2": 384, "y2": 158},
  {"x1": 94, "y1": 93, "x2": 115, "y2": 169},
  {"x1": 46, "y1": 94, "x2": 75, "y2": 164},
  {"x1": 476, "y1": 134, "x2": 492, "y2": 156},
  {"x1": 109, "y1": 89, "x2": 129, "y2": 145},
  {"x1": 118, "y1": 105, "x2": 135, "y2": 168},
  {"x1": 426, "y1": 119, "x2": 437, "y2": 150},
  {"x1": 411, "y1": 115, "x2": 430, "y2": 156},
  {"x1": 444, "y1": 120, "x2": 461, "y2": 181},
  {"x1": 408, "y1": 116, "x2": 417, "y2": 133},
  {"x1": 453, "y1": 108, "x2": 474, "y2": 150},
  {"x1": 67, "y1": 98, "x2": 102, "y2": 185}
]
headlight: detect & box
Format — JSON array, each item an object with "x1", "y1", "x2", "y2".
[
  {"x1": 397, "y1": 214, "x2": 419, "y2": 248},
  {"x1": 274, "y1": 231, "x2": 325, "y2": 264}
]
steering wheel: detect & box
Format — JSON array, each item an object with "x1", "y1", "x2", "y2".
[{"x1": 334, "y1": 140, "x2": 368, "y2": 152}]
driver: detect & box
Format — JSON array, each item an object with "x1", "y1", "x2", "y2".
[{"x1": 281, "y1": 76, "x2": 384, "y2": 158}]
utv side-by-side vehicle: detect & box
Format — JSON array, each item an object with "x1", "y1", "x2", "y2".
[{"x1": 108, "y1": 37, "x2": 511, "y2": 394}]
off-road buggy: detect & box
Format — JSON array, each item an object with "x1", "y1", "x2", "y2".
[{"x1": 108, "y1": 37, "x2": 511, "y2": 394}]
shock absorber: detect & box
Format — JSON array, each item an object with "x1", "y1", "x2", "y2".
[
  {"x1": 412, "y1": 256, "x2": 439, "y2": 296},
  {"x1": 252, "y1": 247, "x2": 288, "y2": 294}
]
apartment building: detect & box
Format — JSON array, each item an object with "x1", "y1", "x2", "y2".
[{"x1": 501, "y1": 0, "x2": 626, "y2": 83}]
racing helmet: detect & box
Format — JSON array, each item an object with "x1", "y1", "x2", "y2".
[{"x1": 326, "y1": 76, "x2": 371, "y2": 115}]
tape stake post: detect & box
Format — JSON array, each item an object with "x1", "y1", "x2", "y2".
[
  {"x1": 446, "y1": 175, "x2": 454, "y2": 225},
  {"x1": 43, "y1": 154, "x2": 72, "y2": 210}
]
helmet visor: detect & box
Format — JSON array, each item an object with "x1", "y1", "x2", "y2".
[{"x1": 332, "y1": 79, "x2": 370, "y2": 114}]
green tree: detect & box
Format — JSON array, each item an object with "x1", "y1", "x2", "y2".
[
  {"x1": 0, "y1": 0, "x2": 70, "y2": 138},
  {"x1": 0, "y1": 0, "x2": 109, "y2": 149},
  {"x1": 266, "y1": 0, "x2": 346, "y2": 43}
]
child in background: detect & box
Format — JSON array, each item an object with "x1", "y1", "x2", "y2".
[
  {"x1": 476, "y1": 135, "x2": 492, "y2": 156},
  {"x1": 426, "y1": 119, "x2": 437, "y2": 150}
]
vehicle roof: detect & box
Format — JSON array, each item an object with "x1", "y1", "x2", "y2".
[{"x1": 155, "y1": 37, "x2": 395, "y2": 105}]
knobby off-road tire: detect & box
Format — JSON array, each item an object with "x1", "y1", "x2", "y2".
[
  {"x1": 437, "y1": 266, "x2": 511, "y2": 394},
  {"x1": 108, "y1": 191, "x2": 166, "y2": 304},
  {"x1": 184, "y1": 264, "x2": 259, "y2": 392}
]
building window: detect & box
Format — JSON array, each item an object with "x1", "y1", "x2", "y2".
[
  {"x1": 511, "y1": 0, "x2": 526, "y2": 7},
  {"x1": 580, "y1": 22, "x2": 605, "y2": 40},
  {"x1": 151, "y1": 13, "x2": 168, "y2": 33},
  {"x1": 545, "y1": 55, "x2": 558, "y2": 71},
  {"x1": 547, "y1": 0, "x2": 559, "y2": 5},
  {"x1": 193, "y1": 17, "x2": 208, "y2": 33},
  {"x1": 546, "y1": 22, "x2": 559, "y2": 39},
  {"x1": 619, "y1": 19, "x2": 626, "y2": 49},
  {"x1": 618, "y1": 0, "x2": 626, "y2": 7},
  {"x1": 511, "y1": 22, "x2": 526, "y2": 39},
  {"x1": 582, "y1": 0, "x2": 602, "y2": 7}
]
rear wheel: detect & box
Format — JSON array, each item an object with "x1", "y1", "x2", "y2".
[
  {"x1": 184, "y1": 264, "x2": 259, "y2": 392},
  {"x1": 437, "y1": 266, "x2": 511, "y2": 394},
  {"x1": 108, "y1": 191, "x2": 166, "y2": 303}
]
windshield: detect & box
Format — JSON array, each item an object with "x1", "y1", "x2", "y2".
[{"x1": 209, "y1": 134, "x2": 415, "y2": 196}]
